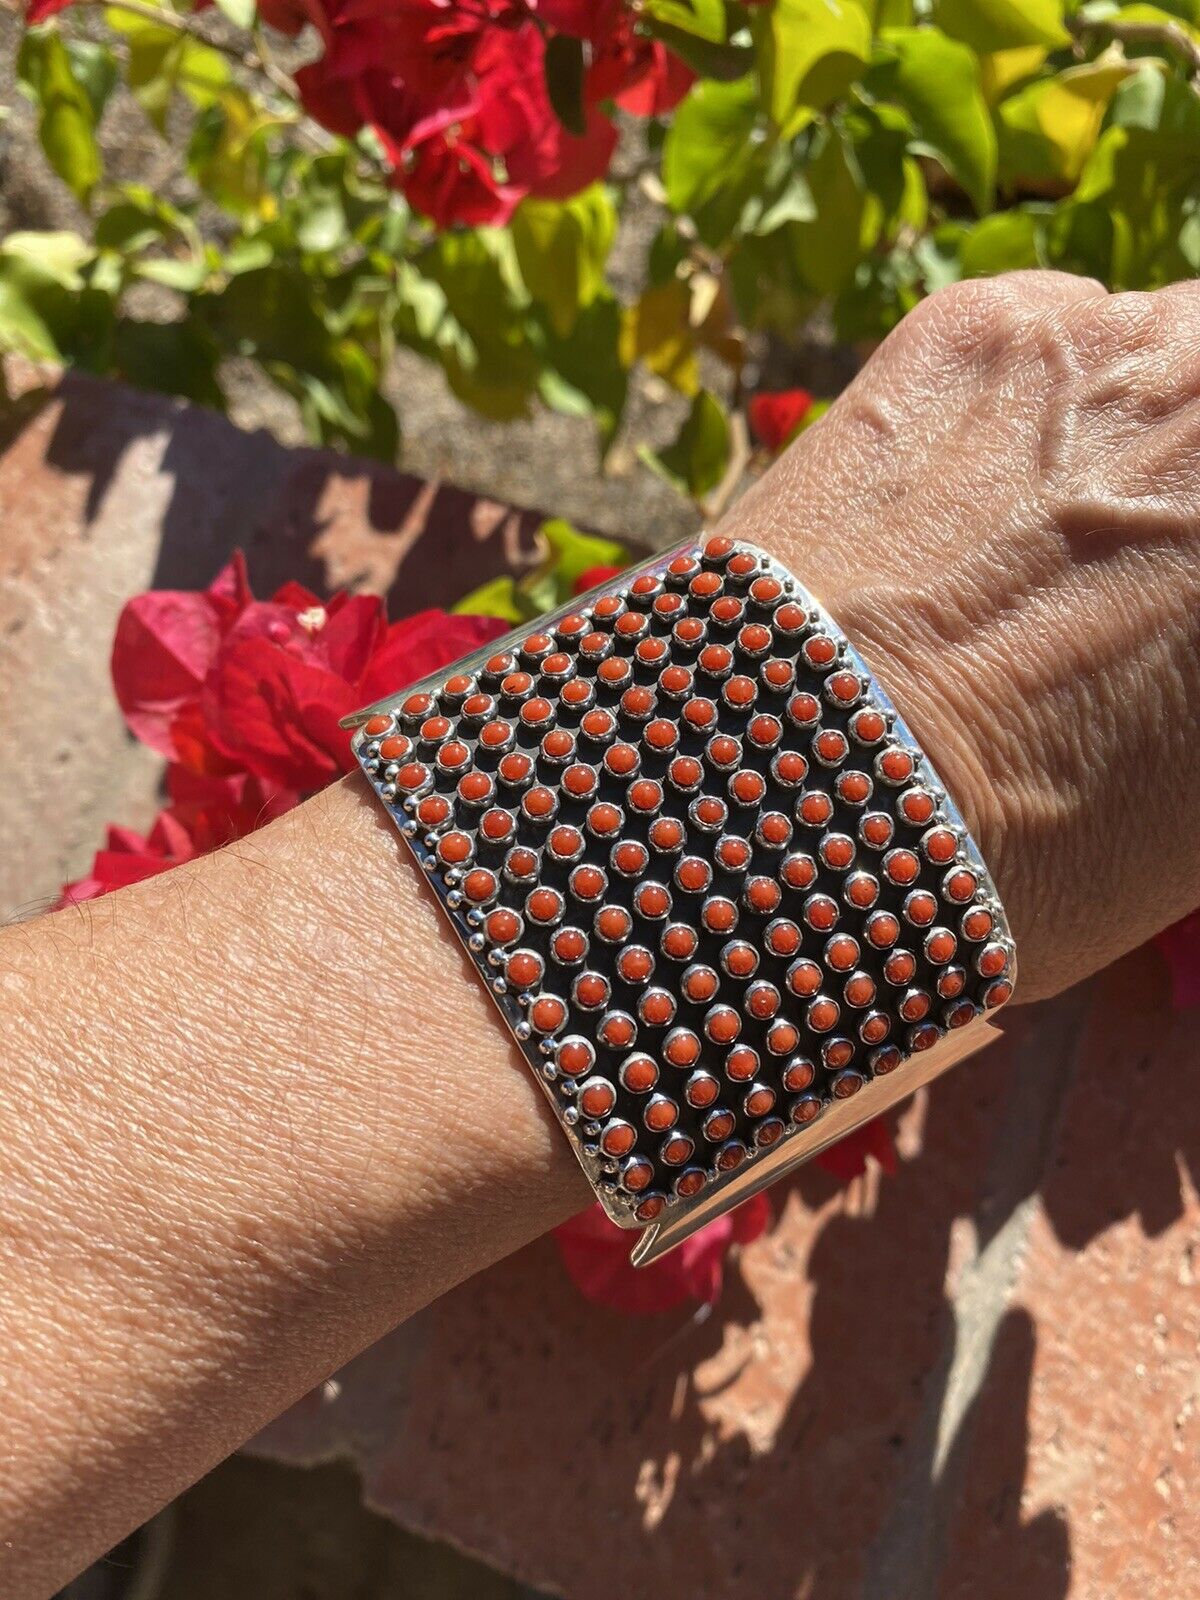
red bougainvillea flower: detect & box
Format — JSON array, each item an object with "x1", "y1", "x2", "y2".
[
  {"x1": 165, "y1": 764, "x2": 299, "y2": 849},
  {"x1": 112, "y1": 554, "x2": 506, "y2": 793},
  {"x1": 554, "y1": 1192, "x2": 772, "y2": 1316},
  {"x1": 110, "y1": 552, "x2": 253, "y2": 759},
  {"x1": 60, "y1": 813, "x2": 201, "y2": 903},
  {"x1": 748, "y1": 388, "x2": 815, "y2": 454},
  {"x1": 29, "y1": 0, "x2": 688, "y2": 224},
  {"x1": 1155, "y1": 911, "x2": 1200, "y2": 1009},
  {"x1": 554, "y1": 1116, "x2": 898, "y2": 1313},
  {"x1": 813, "y1": 1116, "x2": 898, "y2": 1184},
  {"x1": 574, "y1": 563, "x2": 625, "y2": 595},
  {"x1": 584, "y1": 5, "x2": 694, "y2": 117},
  {"x1": 69, "y1": 556, "x2": 503, "y2": 904},
  {"x1": 400, "y1": 125, "x2": 524, "y2": 228},
  {"x1": 289, "y1": 4, "x2": 619, "y2": 226}
]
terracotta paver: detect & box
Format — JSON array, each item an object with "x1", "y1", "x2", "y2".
[
  {"x1": 0, "y1": 361, "x2": 543, "y2": 914},
  {"x1": 940, "y1": 946, "x2": 1200, "y2": 1600},
  {"x1": 3, "y1": 369, "x2": 1197, "y2": 1599},
  {"x1": 257, "y1": 1028, "x2": 1036, "y2": 1600}
]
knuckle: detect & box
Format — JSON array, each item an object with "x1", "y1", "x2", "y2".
[
  {"x1": 1062, "y1": 288, "x2": 1184, "y2": 362},
  {"x1": 893, "y1": 274, "x2": 1064, "y2": 367},
  {"x1": 909, "y1": 275, "x2": 1020, "y2": 341}
]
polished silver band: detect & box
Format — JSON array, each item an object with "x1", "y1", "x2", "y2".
[{"x1": 344, "y1": 536, "x2": 1015, "y2": 1265}]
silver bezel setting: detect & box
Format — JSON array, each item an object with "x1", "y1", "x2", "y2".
[{"x1": 343, "y1": 538, "x2": 1015, "y2": 1266}]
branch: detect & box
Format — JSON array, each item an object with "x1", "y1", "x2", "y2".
[
  {"x1": 700, "y1": 407, "x2": 750, "y2": 525},
  {"x1": 91, "y1": 0, "x2": 300, "y2": 98},
  {"x1": 1067, "y1": 11, "x2": 1200, "y2": 87}
]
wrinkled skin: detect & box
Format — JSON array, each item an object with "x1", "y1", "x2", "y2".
[
  {"x1": 5, "y1": 272, "x2": 1200, "y2": 1594},
  {"x1": 730, "y1": 271, "x2": 1200, "y2": 998}
]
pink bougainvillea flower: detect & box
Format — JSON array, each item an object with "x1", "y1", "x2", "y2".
[
  {"x1": 554, "y1": 1192, "x2": 772, "y2": 1316},
  {"x1": 748, "y1": 388, "x2": 814, "y2": 454},
  {"x1": 1154, "y1": 910, "x2": 1200, "y2": 1009}
]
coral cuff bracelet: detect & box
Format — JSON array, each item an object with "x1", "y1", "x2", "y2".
[{"x1": 344, "y1": 537, "x2": 1016, "y2": 1266}]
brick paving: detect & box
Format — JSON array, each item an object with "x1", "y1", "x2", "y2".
[{"x1": 4, "y1": 369, "x2": 1196, "y2": 1599}]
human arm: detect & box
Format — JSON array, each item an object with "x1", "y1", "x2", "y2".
[{"x1": 5, "y1": 271, "x2": 1200, "y2": 1596}]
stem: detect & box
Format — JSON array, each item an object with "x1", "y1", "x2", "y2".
[
  {"x1": 701, "y1": 406, "x2": 750, "y2": 525},
  {"x1": 90, "y1": 0, "x2": 300, "y2": 99},
  {"x1": 1067, "y1": 11, "x2": 1200, "y2": 88}
]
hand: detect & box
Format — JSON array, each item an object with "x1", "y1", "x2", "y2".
[{"x1": 731, "y1": 271, "x2": 1200, "y2": 998}]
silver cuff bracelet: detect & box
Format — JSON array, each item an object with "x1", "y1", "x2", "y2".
[{"x1": 345, "y1": 535, "x2": 1015, "y2": 1265}]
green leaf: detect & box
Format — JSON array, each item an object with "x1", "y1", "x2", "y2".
[
  {"x1": 452, "y1": 575, "x2": 525, "y2": 624},
  {"x1": 868, "y1": 26, "x2": 997, "y2": 212},
  {"x1": 17, "y1": 29, "x2": 104, "y2": 202},
  {"x1": 94, "y1": 185, "x2": 207, "y2": 290},
  {"x1": 112, "y1": 318, "x2": 223, "y2": 408},
  {"x1": 741, "y1": 145, "x2": 817, "y2": 234},
  {"x1": 913, "y1": 220, "x2": 969, "y2": 291},
  {"x1": 65, "y1": 39, "x2": 119, "y2": 126},
  {"x1": 539, "y1": 291, "x2": 628, "y2": 455},
  {"x1": 188, "y1": 90, "x2": 280, "y2": 218},
  {"x1": 1107, "y1": 60, "x2": 1200, "y2": 145},
  {"x1": 1052, "y1": 70, "x2": 1200, "y2": 288},
  {"x1": 540, "y1": 518, "x2": 629, "y2": 600},
  {"x1": 663, "y1": 76, "x2": 759, "y2": 215},
  {"x1": 788, "y1": 128, "x2": 880, "y2": 294},
  {"x1": 620, "y1": 279, "x2": 699, "y2": 395},
  {"x1": 959, "y1": 207, "x2": 1046, "y2": 274},
  {"x1": 643, "y1": 0, "x2": 727, "y2": 44},
  {"x1": 511, "y1": 186, "x2": 616, "y2": 337},
  {"x1": 197, "y1": 262, "x2": 397, "y2": 455},
  {"x1": 294, "y1": 187, "x2": 349, "y2": 253},
  {"x1": 2, "y1": 230, "x2": 93, "y2": 287},
  {"x1": 640, "y1": 389, "x2": 731, "y2": 499},
  {"x1": 932, "y1": 0, "x2": 1069, "y2": 52},
  {"x1": 754, "y1": 0, "x2": 872, "y2": 131},
  {"x1": 996, "y1": 57, "x2": 1134, "y2": 189},
  {"x1": 544, "y1": 33, "x2": 587, "y2": 136},
  {"x1": 454, "y1": 520, "x2": 629, "y2": 623},
  {"x1": 106, "y1": 8, "x2": 230, "y2": 132},
  {"x1": 850, "y1": 103, "x2": 922, "y2": 228},
  {"x1": 642, "y1": 17, "x2": 754, "y2": 79},
  {"x1": 1112, "y1": 0, "x2": 1200, "y2": 29},
  {"x1": 835, "y1": 245, "x2": 922, "y2": 339},
  {"x1": 415, "y1": 230, "x2": 542, "y2": 421},
  {"x1": 0, "y1": 231, "x2": 94, "y2": 363}
]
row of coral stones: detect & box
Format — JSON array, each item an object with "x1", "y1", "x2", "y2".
[{"x1": 354, "y1": 537, "x2": 1013, "y2": 1224}]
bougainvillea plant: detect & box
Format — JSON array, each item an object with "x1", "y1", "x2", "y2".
[
  {"x1": 7, "y1": 0, "x2": 1200, "y2": 512},
  {"x1": 65, "y1": 525, "x2": 903, "y2": 1313}
]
